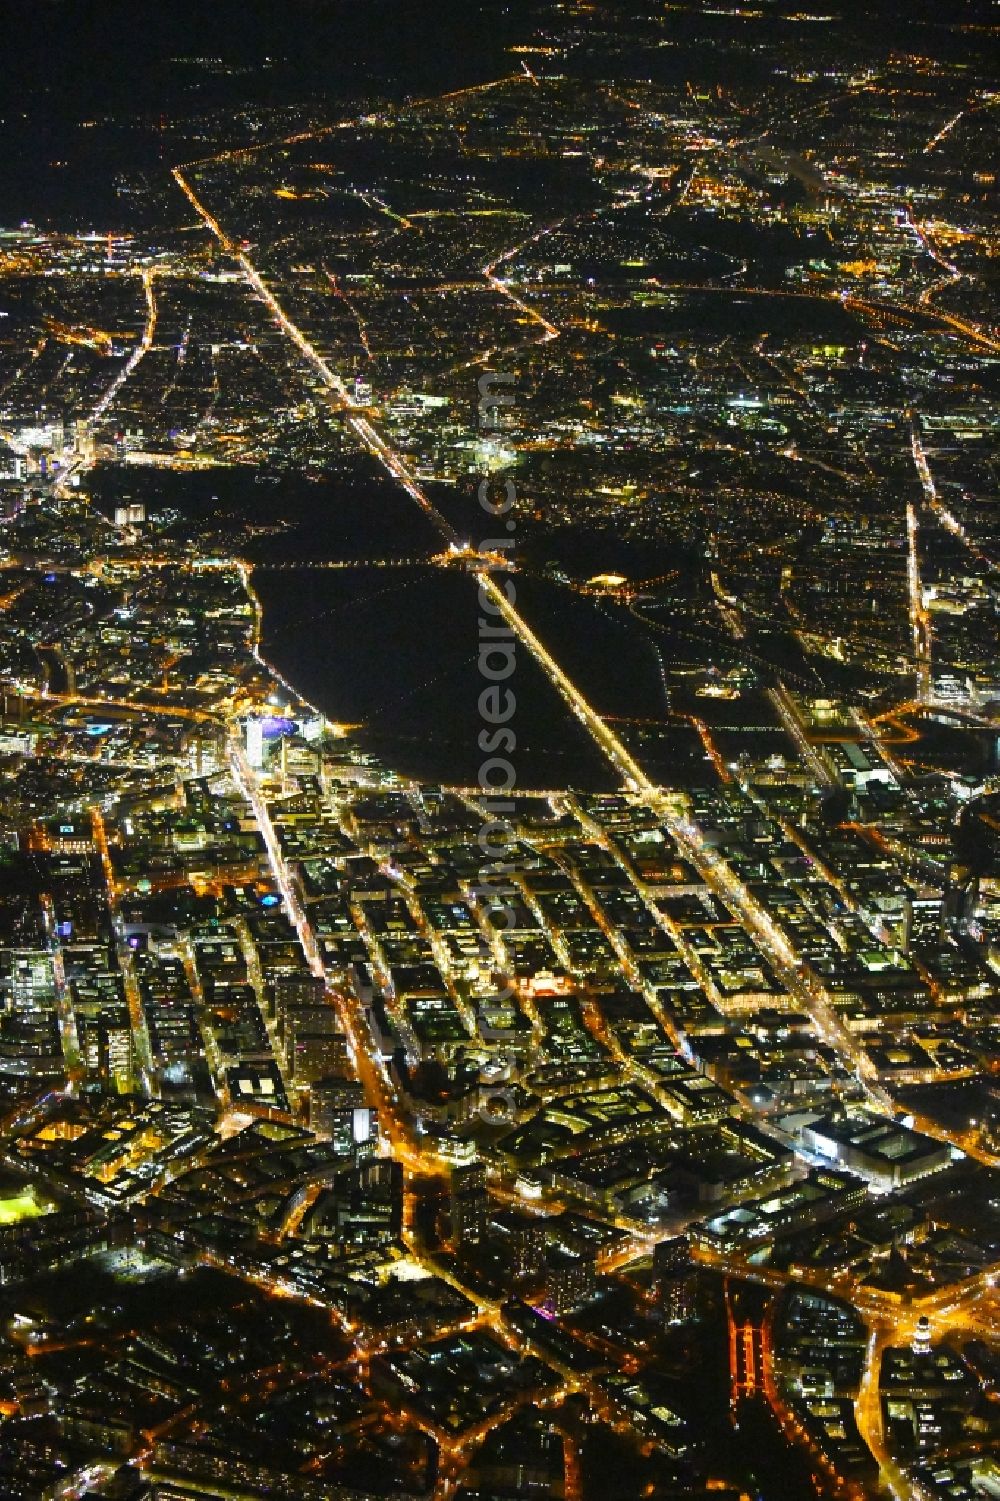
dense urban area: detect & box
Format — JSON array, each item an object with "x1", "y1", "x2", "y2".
[{"x1": 0, "y1": 2, "x2": 998, "y2": 1499}]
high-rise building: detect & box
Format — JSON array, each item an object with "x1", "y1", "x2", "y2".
[
  {"x1": 654, "y1": 1235, "x2": 696, "y2": 1324},
  {"x1": 291, "y1": 1029, "x2": 349, "y2": 1084},
  {"x1": 279, "y1": 996, "x2": 344, "y2": 1079},
  {"x1": 0, "y1": 483, "x2": 25, "y2": 519},
  {"x1": 488, "y1": 1207, "x2": 547, "y2": 1276},
  {"x1": 450, "y1": 1160, "x2": 487, "y2": 1244},
  {"x1": 309, "y1": 1076, "x2": 377, "y2": 1159},
  {"x1": 73, "y1": 420, "x2": 94, "y2": 461},
  {"x1": 544, "y1": 1245, "x2": 597, "y2": 1314},
  {"x1": 97, "y1": 1005, "x2": 134, "y2": 1087},
  {"x1": 271, "y1": 971, "x2": 326, "y2": 1024},
  {"x1": 310, "y1": 1075, "x2": 365, "y2": 1129},
  {"x1": 245, "y1": 718, "x2": 265, "y2": 769}
]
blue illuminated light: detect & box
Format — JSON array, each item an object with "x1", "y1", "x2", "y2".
[{"x1": 260, "y1": 716, "x2": 297, "y2": 740}]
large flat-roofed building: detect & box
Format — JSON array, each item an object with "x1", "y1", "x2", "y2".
[
  {"x1": 795, "y1": 1109, "x2": 951, "y2": 1189},
  {"x1": 691, "y1": 1169, "x2": 867, "y2": 1255}
]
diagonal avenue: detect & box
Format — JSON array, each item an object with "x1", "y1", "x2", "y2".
[{"x1": 171, "y1": 158, "x2": 991, "y2": 1156}]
